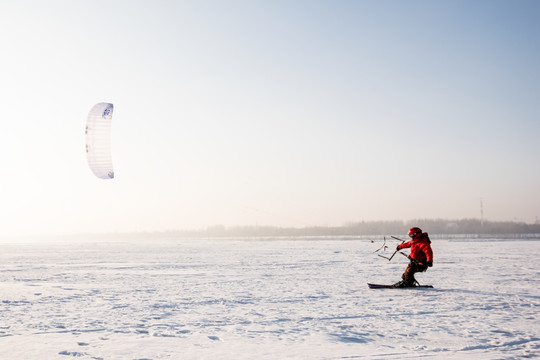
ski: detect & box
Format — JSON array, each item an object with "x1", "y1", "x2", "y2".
[{"x1": 367, "y1": 283, "x2": 433, "y2": 289}]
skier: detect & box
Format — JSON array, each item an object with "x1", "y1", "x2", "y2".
[{"x1": 394, "y1": 227, "x2": 433, "y2": 287}]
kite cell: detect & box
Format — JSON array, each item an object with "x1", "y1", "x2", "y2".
[{"x1": 85, "y1": 102, "x2": 114, "y2": 179}]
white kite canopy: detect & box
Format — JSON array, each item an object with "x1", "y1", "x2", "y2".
[{"x1": 85, "y1": 102, "x2": 114, "y2": 179}]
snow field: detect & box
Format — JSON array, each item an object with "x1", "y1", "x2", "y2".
[{"x1": 0, "y1": 238, "x2": 539, "y2": 359}]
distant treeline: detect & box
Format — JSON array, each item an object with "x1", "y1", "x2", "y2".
[{"x1": 154, "y1": 219, "x2": 540, "y2": 239}]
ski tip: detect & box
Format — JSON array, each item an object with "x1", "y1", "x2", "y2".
[{"x1": 367, "y1": 283, "x2": 394, "y2": 289}]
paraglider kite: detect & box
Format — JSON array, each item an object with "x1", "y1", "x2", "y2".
[{"x1": 85, "y1": 102, "x2": 114, "y2": 179}]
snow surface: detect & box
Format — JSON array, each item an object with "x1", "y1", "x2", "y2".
[{"x1": 1, "y1": 238, "x2": 539, "y2": 359}]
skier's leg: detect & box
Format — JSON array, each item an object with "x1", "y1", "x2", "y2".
[{"x1": 401, "y1": 262, "x2": 417, "y2": 286}]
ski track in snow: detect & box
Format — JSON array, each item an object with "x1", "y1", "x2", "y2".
[{"x1": 0, "y1": 238, "x2": 539, "y2": 359}]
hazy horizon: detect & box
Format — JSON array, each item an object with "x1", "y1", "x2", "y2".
[{"x1": 1, "y1": 0, "x2": 539, "y2": 237}]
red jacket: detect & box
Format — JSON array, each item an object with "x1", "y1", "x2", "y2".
[{"x1": 397, "y1": 233, "x2": 433, "y2": 263}]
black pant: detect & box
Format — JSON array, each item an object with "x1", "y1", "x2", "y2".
[{"x1": 401, "y1": 260, "x2": 428, "y2": 285}]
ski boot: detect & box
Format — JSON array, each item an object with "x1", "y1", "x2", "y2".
[{"x1": 392, "y1": 280, "x2": 416, "y2": 288}]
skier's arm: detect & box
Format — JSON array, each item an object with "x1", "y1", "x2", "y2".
[
  {"x1": 425, "y1": 245, "x2": 433, "y2": 266},
  {"x1": 397, "y1": 240, "x2": 412, "y2": 251}
]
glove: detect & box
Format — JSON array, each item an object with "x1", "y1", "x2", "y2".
[
  {"x1": 427, "y1": 261, "x2": 433, "y2": 267},
  {"x1": 396, "y1": 245, "x2": 401, "y2": 251}
]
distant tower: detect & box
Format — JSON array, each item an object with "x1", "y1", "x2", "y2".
[{"x1": 480, "y1": 198, "x2": 484, "y2": 228}]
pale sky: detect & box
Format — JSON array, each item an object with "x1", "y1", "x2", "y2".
[{"x1": 1, "y1": 0, "x2": 539, "y2": 237}]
